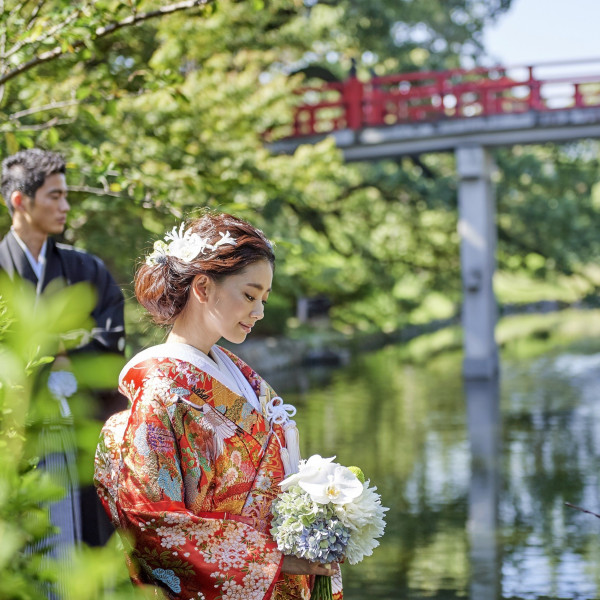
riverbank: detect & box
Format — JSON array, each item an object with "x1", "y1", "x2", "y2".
[{"x1": 227, "y1": 304, "x2": 600, "y2": 374}]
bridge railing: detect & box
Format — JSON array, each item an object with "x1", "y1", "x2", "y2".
[{"x1": 289, "y1": 59, "x2": 600, "y2": 138}]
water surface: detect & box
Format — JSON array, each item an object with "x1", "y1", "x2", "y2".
[{"x1": 274, "y1": 319, "x2": 600, "y2": 599}]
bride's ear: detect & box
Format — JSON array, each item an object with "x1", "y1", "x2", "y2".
[{"x1": 191, "y1": 274, "x2": 211, "y2": 304}]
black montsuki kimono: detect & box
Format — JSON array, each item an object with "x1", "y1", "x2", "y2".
[
  {"x1": 0, "y1": 229, "x2": 127, "y2": 550},
  {"x1": 0, "y1": 230, "x2": 125, "y2": 355}
]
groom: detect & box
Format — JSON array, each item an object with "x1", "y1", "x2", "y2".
[
  {"x1": 0, "y1": 148, "x2": 125, "y2": 359},
  {"x1": 0, "y1": 147, "x2": 126, "y2": 546}
]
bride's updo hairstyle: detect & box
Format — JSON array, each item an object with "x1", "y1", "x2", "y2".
[{"x1": 135, "y1": 212, "x2": 275, "y2": 325}]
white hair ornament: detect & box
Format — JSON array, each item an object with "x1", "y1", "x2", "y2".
[{"x1": 146, "y1": 224, "x2": 237, "y2": 266}]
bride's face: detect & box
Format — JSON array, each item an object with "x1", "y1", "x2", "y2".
[{"x1": 203, "y1": 259, "x2": 273, "y2": 345}]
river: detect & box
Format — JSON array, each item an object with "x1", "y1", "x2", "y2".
[{"x1": 271, "y1": 311, "x2": 600, "y2": 600}]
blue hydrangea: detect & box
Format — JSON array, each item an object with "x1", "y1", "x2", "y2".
[
  {"x1": 295, "y1": 518, "x2": 350, "y2": 563},
  {"x1": 271, "y1": 486, "x2": 351, "y2": 563},
  {"x1": 152, "y1": 568, "x2": 181, "y2": 593}
]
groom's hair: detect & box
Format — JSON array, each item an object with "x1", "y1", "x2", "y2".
[{"x1": 1, "y1": 148, "x2": 66, "y2": 215}]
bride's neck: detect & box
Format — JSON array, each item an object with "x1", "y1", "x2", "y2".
[{"x1": 167, "y1": 311, "x2": 214, "y2": 355}]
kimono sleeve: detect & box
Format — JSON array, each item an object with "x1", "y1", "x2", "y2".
[
  {"x1": 114, "y1": 373, "x2": 284, "y2": 600},
  {"x1": 83, "y1": 256, "x2": 125, "y2": 355},
  {"x1": 55, "y1": 244, "x2": 125, "y2": 356}
]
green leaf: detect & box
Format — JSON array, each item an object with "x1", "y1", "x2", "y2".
[
  {"x1": 47, "y1": 127, "x2": 59, "y2": 147},
  {"x1": 4, "y1": 132, "x2": 18, "y2": 155}
]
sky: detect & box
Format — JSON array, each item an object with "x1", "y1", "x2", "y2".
[{"x1": 483, "y1": 0, "x2": 600, "y2": 67}]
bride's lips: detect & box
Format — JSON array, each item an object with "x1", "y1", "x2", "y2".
[{"x1": 240, "y1": 323, "x2": 253, "y2": 334}]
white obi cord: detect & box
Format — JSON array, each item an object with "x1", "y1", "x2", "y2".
[{"x1": 264, "y1": 390, "x2": 301, "y2": 476}]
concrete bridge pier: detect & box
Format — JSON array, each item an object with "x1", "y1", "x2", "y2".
[{"x1": 456, "y1": 145, "x2": 499, "y2": 379}]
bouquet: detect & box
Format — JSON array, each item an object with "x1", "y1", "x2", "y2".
[{"x1": 271, "y1": 455, "x2": 388, "y2": 600}]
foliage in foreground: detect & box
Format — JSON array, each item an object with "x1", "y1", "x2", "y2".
[{"x1": 0, "y1": 277, "x2": 148, "y2": 599}]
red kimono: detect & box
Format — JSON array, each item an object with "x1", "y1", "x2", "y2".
[{"x1": 94, "y1": 343, "x2": 331, "y2": 600}]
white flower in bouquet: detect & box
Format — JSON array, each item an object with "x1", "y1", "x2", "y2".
[
  {"x1": 271, "y1": 486, "x2": 350, "y2": 563},
  {"x1": 271, "y1": 454, "x2": 388, "y2": 598},
  {"x1": 281, "y1": 454, "x2": 364, "y2": 505},
  {"x1": 279, "y1": 454, "x2": 336, "y2": 492},
  {"x1": 334, "y1": 480, "x2": 388, "y2": 564}
]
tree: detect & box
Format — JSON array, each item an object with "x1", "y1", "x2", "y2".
[
  {"x1": 0, "y1": 1, "x2": 212, "y2": 86},
  {"x1": 0, "y1": 0, "x2": 217, "y2": 243},
  {"x1": 495, "y1": 142, "x2": 600, "y2": 302},
  {"x1": 289, "y1": 0, "x2": 514, "y2": 78},
  {"x1": 5, "y1": 0, "x2": 573, "y2": 342}
]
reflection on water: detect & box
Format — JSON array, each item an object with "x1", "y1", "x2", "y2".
[
  {"x1": 500, "y1": 342, "x2": 600, "y2": 600},
  {"x1": 466, "y1": 377, "x2": 500, "y2": 600},
  {"x1": 273, "y1": 327, "x2": 600, "y2": 599}
]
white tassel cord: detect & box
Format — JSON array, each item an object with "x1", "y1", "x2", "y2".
[
  {"x1": 283, "y1": 422, "x2": 301, "y2": 475},
  {"x1": 279, "y1": 447, "x2": 293, "y2": 477},
  {"x1": 266, "y1": 396, "x2": 301, "y2": 476}
]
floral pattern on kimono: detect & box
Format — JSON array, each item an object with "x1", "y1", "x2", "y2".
[{"x1": 95, "y1": 347, "x2": 321, "y2": 600}]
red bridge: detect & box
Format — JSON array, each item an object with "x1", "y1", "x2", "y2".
[{"x1": 272, "y1": 58, "x2": 600, "y2": 160}]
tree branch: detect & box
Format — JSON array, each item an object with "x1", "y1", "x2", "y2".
[
  {"x1": 0, "y1": 0, "x2": 213, "y2": 87},
  {"x1": 4, "y1": 5, "x2": 82, "y2": 61},
  {"x1": 7, "y1": 0, "x2": 22, "y2": 17},
  {"x1": 565, "y1": 502, "x2": 600, "y2": 520},
  {"x1": 407, "y1": 155, "x2": 437, "y2": 179},
  {"x1": 8, "y1": 0, "x2": 34, "y2": 20},
  {"x1": 0, "y1": 1, "x2": 6, "y2": 86},
  {"x1": 1, "y1": 116, "x2": 74, "y2": 131},
  {"x1": 25, "y1": 0, "x2": 47, "y2": 32},
  {"x1": 8, "y1": 98, "x2": 80, "y2": 120},
  {"x1": 3, "y1": 84, "x2": 165, "y2": 128},
  {"x1": 68, "y1": 185, "x2": 122, "y2": 198}
]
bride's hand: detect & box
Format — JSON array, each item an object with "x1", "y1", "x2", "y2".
[{"x1": 281, "y1": 556, "x2": 336, "y2": 576}]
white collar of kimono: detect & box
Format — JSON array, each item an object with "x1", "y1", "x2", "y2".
[
  {"x1": 120, "y1": 342, "x2": 261, "y2": 412},
  {"x1": 11, "y1": 227, "x2": 47, "y2": 279}
]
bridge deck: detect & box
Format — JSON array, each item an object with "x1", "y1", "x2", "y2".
[{"x1": 271, "y1": 106, "x2": 600, "y2": 160}]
